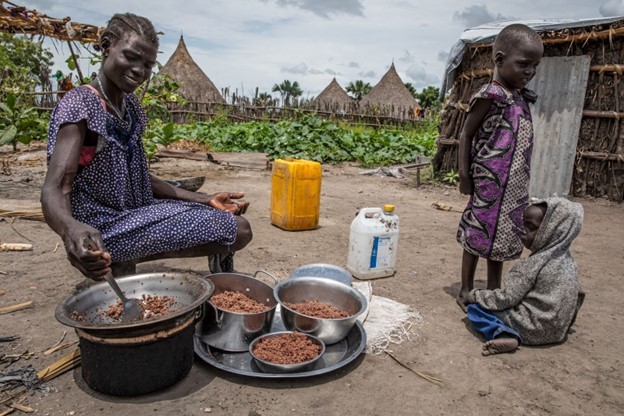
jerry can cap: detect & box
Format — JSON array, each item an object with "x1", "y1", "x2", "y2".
[{"x1": 383, "y1": 204, "x2": 395, "y2": 213}]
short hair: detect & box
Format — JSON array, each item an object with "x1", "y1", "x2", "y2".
[
  {"x1": 530, "y1": 202, "x2": 547, "y2": 218},
  {"x1": 493, "y1": 24, "x2": 542, "y2": 57},
  {"x1": 98, "y1": 13, "x2": 159, "y2": 50}
]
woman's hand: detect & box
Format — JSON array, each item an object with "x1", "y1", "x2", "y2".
[
  {"x1": 206, "y1": 192, "x2": 250, "y2": 215},
  {"x1": 63, "y1": 223, "x2": 112, "y2": 280}
]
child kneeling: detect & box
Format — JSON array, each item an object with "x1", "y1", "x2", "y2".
[{"x1": 464, "y1": 197, "x2": 585, "y2": 356}]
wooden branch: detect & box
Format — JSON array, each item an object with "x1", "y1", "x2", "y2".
[
  {"x1": 437, "y1": 137, "x2": 459, "y2": 146},
  {"x1": 0, "y1": 1, "x2": 102, "y2": 43},
  {"x1": 66, "y1": 41, "x2": 84, "y2": 84},
  {"x1": 459, "y1": 69, "x2": 492, "y2": 79},
  {"x1": 583, "y1": 110, "x2": 624, "y2": 119},
  {"x1": 577, "y1": 151, "x2": 624, "y2": 161},
  {"x1": 37, "y1": 348, "x2": 81, "y2": 383},
  {"x1": 470, "y1": 25, "x2": 624, "y2": 50},
  {"x1": 0, "y1": 243, "x2": 33, "y2": 251},
  {"x1": 0, "y1": 300, "x2": 33, "y2": 315},
  {"x1": 457, "y1": 64, "x2": 624, "y2": 82}
]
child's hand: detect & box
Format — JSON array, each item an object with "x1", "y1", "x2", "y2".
[{"x1": 459, "y1": 175, "x2": 473, "y2": 195}]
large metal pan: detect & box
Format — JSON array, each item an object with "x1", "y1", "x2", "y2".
[
  {"x1": 56, "y1": 272, "x2": 214, "y2": 334},
  {"x1": 55, "y1": 272, "x2": 214, "y2": 396}
]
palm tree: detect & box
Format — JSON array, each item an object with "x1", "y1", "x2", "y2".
[
  {"x1": 345, "y1": 80, "x2": 372, "y2": 101},
  {"x1": 254, "y1": 92, "x2": 274, "y2": 106},
  {"x1": 272, "y1": 80, "x2": 303, "y2": 106}
]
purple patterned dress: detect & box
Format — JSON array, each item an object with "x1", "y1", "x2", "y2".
[
  {"x1": 47, "y1": 86, "x2": 238, "y2": 264},
  {"x1": 457, "y1": 83, "x2": 535, "y2": 261}
]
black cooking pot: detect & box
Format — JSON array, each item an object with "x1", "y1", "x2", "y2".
[{"x1": 55, "y1": 272, "x2": 214, "y2": 396}]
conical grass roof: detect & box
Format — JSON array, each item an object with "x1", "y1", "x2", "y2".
[
  {"x1": 315, "y1": 78, "x2": 353, "y2": 108},
  {"x1": 360, "y1": 63, "x2": 420, "y2": 110},
  {"x1": 159, "y1": 36, "x2": 224, "y2": 103}
]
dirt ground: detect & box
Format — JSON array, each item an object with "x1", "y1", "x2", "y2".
[{"x1": 1, "y1": 145, "x2": 623, "y2": 416}]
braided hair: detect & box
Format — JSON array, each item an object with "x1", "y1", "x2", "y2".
[{"x1": 97, "y1": 13, "x2": 159, "y2": 51}]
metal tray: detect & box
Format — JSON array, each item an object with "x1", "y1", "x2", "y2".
[{"x1": 194, "y1": 311, "x2": 366, "y2": 379}]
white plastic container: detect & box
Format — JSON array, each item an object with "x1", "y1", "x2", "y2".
[{"x1": 346, "y1": 205, "x2": 399, "y2": 280}]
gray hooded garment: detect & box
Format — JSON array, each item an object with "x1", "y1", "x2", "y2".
[{"x1": 467, "y1": 197, "x2": 584, "y2": 345}]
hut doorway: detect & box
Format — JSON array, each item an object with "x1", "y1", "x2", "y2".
[{"x1": 527, "y1": 55, "x2": 591, "y2": 198}]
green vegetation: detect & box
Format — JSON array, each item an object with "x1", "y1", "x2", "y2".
[
  {"x1": 414, "y1": 86, "x2": 442, "y2": 109},
  {"x1": 143, "y1": 111, "x2": 439, "y2": 167},
  {"x1": 0, "y1": 93, "x2": 47, "y2": 150},
  {"x1": 0, "y1": 34, "x2": 442, "y2": 173},
  {"x1": 0, "y1": 35, "x2": 52, "y2": 147},
  {"x1": 441, "y1": 169, "x2": 459, "y2": 185},
  {"x1": 346, "y1": 80, "x2": 372, "y2": 101},
  {"x1": 272, "y1": 80, "x2": 303, "y2": 106},
  {"x1": 0, "y1": 33, "x2": 53, "y2": 90}
]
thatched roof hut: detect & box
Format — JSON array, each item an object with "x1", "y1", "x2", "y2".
[
  {"x1": 434, "y1": 17, "x2": 624, "y2": 201},
  {"x1": 159, "y1": 36, "x2": 224, "y2": 103},
  {"x1": 314, "y1": 78, "x2": 355, "y2": 112},
  {"x1": 360, "y1": 63, "x2": 420, "y2": 117}
]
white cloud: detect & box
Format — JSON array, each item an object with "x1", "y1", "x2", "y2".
[
  {"x1": 453, "y1": 4, "x2": 513, "y2": 29},
  {"x1": 398, "y1": 50, "x2": 415, "y2": 64},
  {"x1": 281, "y1": 63, "x2": 309, "y2": 74},
  {"x1": 600, "y1": 0, "x2": 624, "y2": 16},
  {"x1": 405, "y1": 64, "x2": 440, "y2": 90},
  {"x1": 20, "y1": 0, "x2": 602, "y2": 97},
  {"x1": 264, "y1": 0, "x2": 364, "y2": 18}
]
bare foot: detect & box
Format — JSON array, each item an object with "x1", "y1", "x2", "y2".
[
  {"x1": 456, "y1": 290, "x2": 469, "y2": 313},
  {"x1": 482, "y1": 337, "x2": 519, "y2": 356}
]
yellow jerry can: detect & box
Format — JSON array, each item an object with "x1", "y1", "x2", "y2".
[{"x1": 270, "y1": 158, "x2": 322, "y2": 231}]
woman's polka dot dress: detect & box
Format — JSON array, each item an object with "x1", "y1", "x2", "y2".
[{"x1": 47, "y1": 86, "x2": 238, "y2": 263}]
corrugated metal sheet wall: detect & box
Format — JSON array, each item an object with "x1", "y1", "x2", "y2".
[{"x1": 527, "y1": 56, "x2": 591, "y2": 198}]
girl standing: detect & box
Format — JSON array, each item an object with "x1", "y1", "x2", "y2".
[{"x1": 456, "y1": 24, "x2": 543, "y2": 310}]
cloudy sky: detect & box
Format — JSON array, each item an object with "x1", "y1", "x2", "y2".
[{"x1": 21, "y1": 0, "x2": 624, "y2": 98}]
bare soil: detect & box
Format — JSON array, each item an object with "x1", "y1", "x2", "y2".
[{"x1": 1, "y1": 145, "x2": 623, "y2": 416}]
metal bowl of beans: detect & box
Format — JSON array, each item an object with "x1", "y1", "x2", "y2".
[
  {"x1": 274, "y1": 277, "x2": 368, "y2": 344},
  {"x1": 249, "y1": 331, "x2": 325, "y2": 373}
]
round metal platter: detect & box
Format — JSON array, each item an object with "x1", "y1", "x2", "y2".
[{"x1": 194, "y1": 311, "x2": 366, "y2": 379}]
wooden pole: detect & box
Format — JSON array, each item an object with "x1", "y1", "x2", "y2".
[
  {"x1": 66, "y1": 41, "x2": 84, "y2": 84},
  {"x1": 470, "y1": 25, "x2": 624, "y2": 50}
]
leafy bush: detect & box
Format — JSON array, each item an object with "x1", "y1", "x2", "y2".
[
  {"x1": 0, "y1": 94, "x2": 48, "y2": 150},
  {"x1": 143, "y1": 111, "x2": 440, "y2": 166}
]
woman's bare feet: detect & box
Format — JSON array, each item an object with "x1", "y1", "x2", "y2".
[{"x1": 482, "y1": 337, "x2": 519, "y2": 356}]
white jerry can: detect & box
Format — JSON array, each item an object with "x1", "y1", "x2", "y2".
[{"x1": 346, "y1": 205, "x2": 399, "y2": 280}]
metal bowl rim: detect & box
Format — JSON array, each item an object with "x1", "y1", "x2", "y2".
[
  {"x1": 249, "y1": 331, "x2": 326, "y2": 370},
  {"x1": 55, "y1": 272, "x2": 214, "y2": 331},
  {"x1": 274, "y1": 276, "x2": 368, "y2": 319}
]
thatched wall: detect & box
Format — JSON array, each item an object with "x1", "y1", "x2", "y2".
[{"x1": 434, "y1": 20, "x2": 624, "y2": 201}]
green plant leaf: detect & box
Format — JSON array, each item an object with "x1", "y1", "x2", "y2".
[{"x1": 0, "y1": 125, "x2": 17, "y2": 145}]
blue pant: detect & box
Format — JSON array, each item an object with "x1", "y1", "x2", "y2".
[{"x1": 467, "y1": 304, "x2": 522, "y2": 344}]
